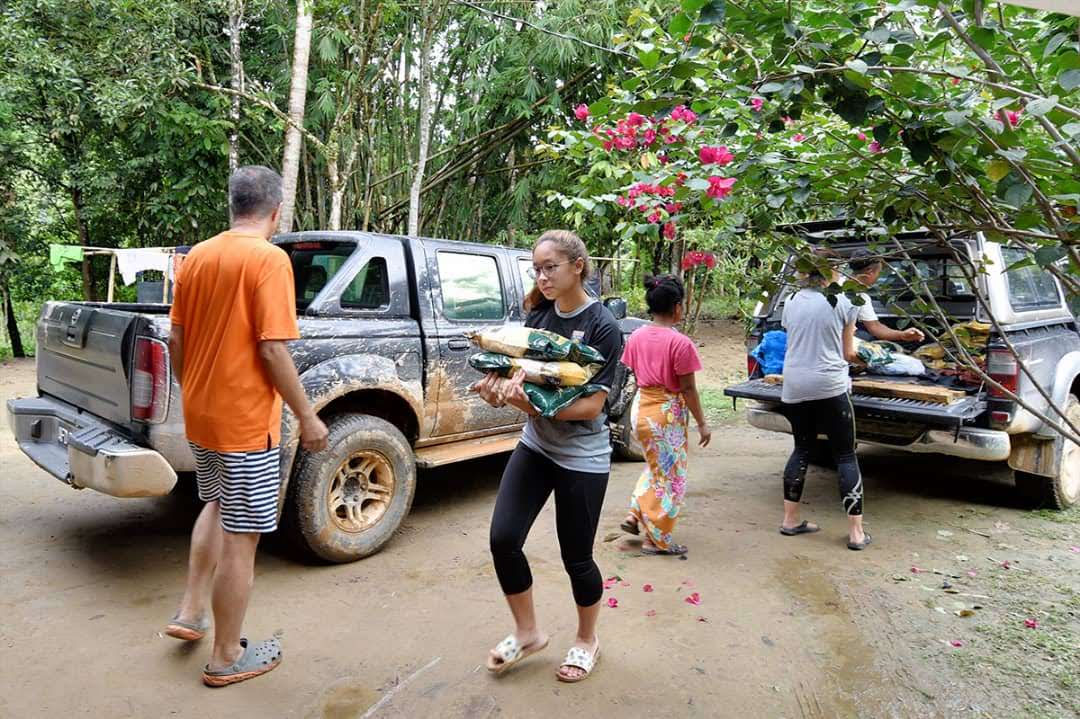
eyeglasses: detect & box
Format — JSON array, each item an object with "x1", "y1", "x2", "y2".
[{"x1": 527, "y1": 261, "x2": 571, "y2": 279}]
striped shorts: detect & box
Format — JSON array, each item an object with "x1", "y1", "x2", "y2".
[{"x1": 189, "y1": 442, "x2": 282, "y2": 533}]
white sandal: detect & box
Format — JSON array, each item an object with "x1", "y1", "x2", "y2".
[
  {"x1": 486, "y1": 633, "x2": 549, "y2": 675},
  {"x1": 556, "y1": 642, "x2": 600, "y2": 683}
]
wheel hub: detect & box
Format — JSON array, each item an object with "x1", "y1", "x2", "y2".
[{"x1": 326, "y1": 450, "x2": 395, "y2": 533}]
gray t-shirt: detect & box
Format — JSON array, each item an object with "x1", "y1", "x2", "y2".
[
  {"x1": 519, "y1": 299, "x2": 622, "y2": 474},
  {"x1": 781, "y1": 288, "x2": 859, "y2": 404}
]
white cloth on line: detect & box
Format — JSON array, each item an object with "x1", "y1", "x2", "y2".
[{"x1": 116, "y1": 249, "x2": 171, "y2": 285}]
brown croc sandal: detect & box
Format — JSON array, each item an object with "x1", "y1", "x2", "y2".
[
  {"x1": 202, "y1": 637, "x2": 282, "y2": 687},
  {"x1": 165, "y1": 614, "x2": 209, "y2": 641}
]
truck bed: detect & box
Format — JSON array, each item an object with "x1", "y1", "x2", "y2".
[{"x1": 724, "y1": 378, "x2": 987, "y2": 428}]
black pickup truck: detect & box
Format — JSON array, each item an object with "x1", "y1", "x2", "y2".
[{"x1": 7, "y1": 231, "x2": 646, "y2": 562}]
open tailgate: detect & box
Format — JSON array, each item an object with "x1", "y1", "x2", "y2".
[{"x1": 724, "y1": 378, "x2": 986, "y2": 428}]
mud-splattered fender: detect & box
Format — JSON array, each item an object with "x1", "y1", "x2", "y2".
[
  {"x1": 1034, "y1": 351, "x2": 1080, "y2": 441},
  {"x1": 274, "y1": 353, "x2": 424, "y2": 516}
]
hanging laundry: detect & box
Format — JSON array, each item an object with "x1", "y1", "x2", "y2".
[
  {"x1": 115, "y1": 249, "x2": 171, "y2": 286},
  {"x1": 48, "y1": 244, "x2": 84, "y2": 272}
]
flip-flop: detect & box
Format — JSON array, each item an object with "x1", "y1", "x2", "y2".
[
  {"x1": 486, "y1": 634, "x2": 550, "y2": 675},
  {"x1": 848, "y1": 533, "x2": 873, "y2": 551},
  {"x1": 202, "y1": 637, "x2": 282, "y2": 687},
  {"x1": 556, "y1": 642, "x2": 600, "y2": 683},
  {"x1": 779, "y1": 520, "x2": 821, "y2": 536},
  {"x1": 641, "y1": 543, "x2": 688, "y2": 556},
  {"x1": 620, "y1": 519, "x2": 640, "y2": 535},
  {"x1": 165, "y1": 614, "x2": 210, "y2": 641}
]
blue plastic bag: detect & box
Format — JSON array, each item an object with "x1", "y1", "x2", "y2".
[{"x1": 751, "y1": 330, "x2": 787, "y2": 375}]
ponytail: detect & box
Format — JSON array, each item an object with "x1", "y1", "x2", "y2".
[{"x1": 523, "y1": 229, "x2": 591, "y2": 312}]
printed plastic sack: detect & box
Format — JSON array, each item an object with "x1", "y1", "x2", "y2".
[
  {"x1": 871, "y1": 354, "x2": 926, "y2": 377},
  {"x1": 468, "y1": 326, "x2": 605, "y2": 365},
  {"x1": 468, "y1": 352, "x2": 597, "y2": 387},
  {"x1": 524, "y1": 383, "x2": 603, "y2": 418},
  {"x1": 750, "y1": 330, "x2": 787, "y2": 375},
  {"x1": 854, "y1": 338, "x2": 898, "y2": 368}
]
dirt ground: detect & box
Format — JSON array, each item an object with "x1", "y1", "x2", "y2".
[{"x1": 2, "y1": 321, "x2": 1078, "y2": 719}]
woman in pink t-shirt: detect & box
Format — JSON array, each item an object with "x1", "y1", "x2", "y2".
[{"x1": 618, "y1": 275, "x2": 711, "y2": 555}]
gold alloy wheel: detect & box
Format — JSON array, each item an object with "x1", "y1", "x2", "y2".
[{"x1": 326, "y1": 450, "x2": 395, "y2": 533}]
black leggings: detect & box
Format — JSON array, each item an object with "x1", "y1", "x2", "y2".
[
  {"x1": 489, "y1": 443, "x2": 608, "y2": 607},
  {"x1": 781, "y1": 393, "x2": 864, "y2": 516}
]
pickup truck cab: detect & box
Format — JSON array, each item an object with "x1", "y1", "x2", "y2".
[
  {"x1": 7, "y1": 231, "x2": 645, "y2": 562},
  {"x1": 725, "y1": 223, "x2": 1080, "y2": 509}
]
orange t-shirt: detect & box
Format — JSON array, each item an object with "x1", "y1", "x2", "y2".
[{"x1": 169, "y1": 231, "x2": 300, "y2": 452}]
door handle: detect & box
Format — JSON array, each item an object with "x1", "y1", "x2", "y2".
[{"x1": 447, "y1": 337, "x2": 471, "y2": 351}]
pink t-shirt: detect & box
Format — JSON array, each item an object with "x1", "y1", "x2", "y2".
[{"x1": 620, "y1": 324, "x2": 703, "y2": 393}]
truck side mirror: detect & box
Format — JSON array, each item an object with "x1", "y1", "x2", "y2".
[{"x1": 603, "y1": 297, "x2": 627, "y2": 320}]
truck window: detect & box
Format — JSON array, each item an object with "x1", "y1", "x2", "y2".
[
  {"x1": 341, "y1": 257, "x2": 390, "y2": 310},
  {"x1": 286, "y1": 241, "x2": 355, "y2": 309},
  {"x1": 438, "y1": 251, "x2": 505, "y2": 321},
  {"x1": 518, "y1": 258, "x2": 535, "y2": 297},
  {"x1": 1002, "y1": 247, "x2": 1061, "y2": 311}
]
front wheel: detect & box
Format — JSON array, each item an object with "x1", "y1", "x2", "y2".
[
  {"x1": 285, "y1": 413, "x2": 416, "y2": 563},
  {"x1": 1015, "y1": 394, "x2": 1080, "y2": 510}
]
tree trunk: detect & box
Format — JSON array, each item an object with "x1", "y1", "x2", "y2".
[
  {"x1": 407, "y1": 1, "x2": 436, "y2": 237},
  {"x1": 328, "y1": 151, "x2": 342, "y2": 230},
  {"x1": 278, "y1": 0, "x2": 314, "y2": 233},
  {"x1": 70, "y1": 186, "x2": 94, "y2": 300},
  {"x1": 0, "y1": 275, "x2": 25, "y2": 358},
  {"x1": 227, "y1": 0, "x2": 245, "y2": 175}
]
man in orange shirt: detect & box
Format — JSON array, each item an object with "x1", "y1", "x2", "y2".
[{"x1": 164, "y1": 165, "x2": 328, "y2": 687}]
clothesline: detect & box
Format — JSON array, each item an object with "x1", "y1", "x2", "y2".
[{"x1": 48, "y1": 244, "x2": 188, "y2": 303}]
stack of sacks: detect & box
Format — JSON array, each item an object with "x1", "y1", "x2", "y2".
[
  {"x1": 914, "y1": 320, "x2": 990, "y2": 372},
  {"x1": 467, "y1": 326, "x2": 605, "y2": 417}
]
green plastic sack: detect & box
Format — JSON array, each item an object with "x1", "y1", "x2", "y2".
[
  {"x1": 468, "y1": 352, "x2": 597, "y2": 387},
  {"x1": 468, "y1": 326, "x2": 605, "y2": 365},
  {"x1": 524, "y1": 383, "x2": 603, "y2": 418},
  {"x1": 854, "y1": 338, "x2": 898, "y2": 369}
]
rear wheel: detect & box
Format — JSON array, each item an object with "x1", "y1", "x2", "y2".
[
  {"x1": 1015, "y1": 394, "x2": 1080, "y2": 510},
  {"x1": 284, "y1": 413, "x2": 416, "y2": 562}
]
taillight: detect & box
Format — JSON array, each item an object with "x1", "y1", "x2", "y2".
[
  {"x1": 746, "y1": 333, "x2": 762, "y2": 378},
  {"x1": 747, "y1": 355, "x2": 761, "y2": 377},
  {"x1": 132, "y1": 337, "x2": 170, "y2": 423},
  {"x1": 987, "y1": 347, "x2": 1019, "y2": 399}
]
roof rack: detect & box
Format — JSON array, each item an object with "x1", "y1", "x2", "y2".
[{"x1": 775, "y1": 221, "x2": 954, "y2": 245}]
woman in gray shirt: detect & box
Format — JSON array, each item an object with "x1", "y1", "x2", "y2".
[{"x1": 779, "y1": 248, "x2": 871, "y2": 550}]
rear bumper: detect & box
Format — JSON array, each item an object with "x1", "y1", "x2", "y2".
[
  {"x1": 746, "y1": 404, "x2": 1011, "y2": 462},
  {"x1": 6, "y1": 396, "x2": 176, "y2": 497}
]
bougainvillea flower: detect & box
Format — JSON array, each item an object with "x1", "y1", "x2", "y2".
[
  {"x1": 705, "y1": 176, "x2": 736, "y2": 199},
  {"x1": 749, "y1": 97, "x2": 764, "y2": 112},
  {"x1": 574, "y1": 104, "x2": 590, "y2": 122},
  {"x1": 663, "y1": 222, "x2": 676, "y2": 239},
  {"x1": 868, "y1": 140, "x2": 883, "y2": 153},
  {"x1": 685, "y1": 592, "x2": 702, "y2": 605},
  {"x1": 699, "y1": 145, "x2": 734, "y2": 165},
  {"x1": 607, "y1": 597, "x2": 618, "y2": 608}
]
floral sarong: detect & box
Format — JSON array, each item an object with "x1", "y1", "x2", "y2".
[{"x1": 628, "y1": 386, "x2": 689, "y2": 550}]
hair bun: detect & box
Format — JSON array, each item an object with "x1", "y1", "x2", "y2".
[{"x1": 643, "y1": 274, "x2": 660, "y2": 290}]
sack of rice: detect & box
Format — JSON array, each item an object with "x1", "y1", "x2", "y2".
[
  {"x1": 467, "y1": 326, "x2": 605, "y2": 365},
  {"x1": 468, "y1": 352, "x2": 597, "y2": 387},
  {"x1": 524, "y1": 383, "x2": 604, "y2": 418}
]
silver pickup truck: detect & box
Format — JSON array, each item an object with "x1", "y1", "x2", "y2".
[
  {"x1": 7, "y1": 232, "x2": 645, "y2": 562},
  {"x1": 725, "y1": 224, "x2": 1080, "y2": 509}
]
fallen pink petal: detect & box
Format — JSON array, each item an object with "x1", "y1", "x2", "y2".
[
  {"x1": 620, "y1": 581, "x2": 630, "y2": 587},
  {"x1": 1001, "y1": 561, "x2": 1011, "y2": 570},
  {"x1": 685, "y1": 592, "x2": 702, "y2": 606},
  {"x1": 966, "y1": 570, "x2": 977, "y2": 578},
  {"x1": 697, "y1": 616, "x2": 709, "y2": 623},
  {"x1": 607, "y1": 597, "x2": 618, "y2": 608},
  {"x1": 643, "y1": 583, "x2": 654, "y2": 592},
  {"x1": 1068, "y1": 546, "x2": 1080, "y2": 553},
  {"x1": 911, "y1": 566, "x2": 925, "y2": 574},
  {"x1": 645, "y1": 609, "x2": 657, "y2": 617},
  {"x1": 1024, "y1": 618, "x2": 1038, "y2": 629},
  {"x1": 949, "y1": 640, "x2": 963, "y2": 648}
]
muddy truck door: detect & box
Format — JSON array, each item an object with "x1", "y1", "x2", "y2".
[{"x1": 420, "y1": 239, "x2": 523, "y2": 436}]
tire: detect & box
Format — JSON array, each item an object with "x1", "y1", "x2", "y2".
[
  {"x1": 1015, "y1": 394, "x2": 1080, "y2": 510},
  {"x1": 284, "y1": 413, "x2": 416, "y2": 563},
  {"x1": 612, "y1": 388, "x2": 646, "y2": 462}
]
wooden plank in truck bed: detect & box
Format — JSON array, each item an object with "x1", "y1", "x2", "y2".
[{"x1": 850, "y1": 379, "x2": 966, "y2": 405}]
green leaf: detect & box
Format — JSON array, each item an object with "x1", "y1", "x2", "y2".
[
  {"x1": 681, "y1": 0, "x2": 708, "y2": 12},
  {"x1": 669, "y1": 13, "x2": 693, "y2": 37},
  {"x1": 987, "y1": 160, "x2": 1010, "y2": 182},
  {"x1": 638, "y1": 49, "x2": 661, "y2": 69},
  {"x1": 687, "y1": 178, "x2": 710, "y2": 190},
  {"x1": 1026, "y1": 96, "x2": 1057, "y2": 117},
  {"x1": 758, "y1": 82, "x2": 785, "y2": 93},
  {"x1": 765, "y1": 193, "x2": 787, "y2": 208},
  {"x1": 1035, "y1": 245, "x2": 1067, "y2": 267},
  {"x1": 589, "y1": 98, "x2": 611, "y2": 116},
  {"x1": 846, "y1": 59, "x2": 868, "y2": 75},
  {"x1": 699, "y1": 0, "x2": 725, "y2": 24},
  {"x1": 1058, "y1": 69, "x2": 1080, "y2": 93},
  {"x1": 1004, "y1": 181, "x2": 1033, "y2": 209},
  {"x1": 943, "y1": 110, "x2": 969, "y2": 127},
  {"x1": 793, "y1": 64, "x2": 816, "y2": 74},
  {"x1": 1044, "y1": 32, "x2": 1068, "y2": 59},
  {"x1": 865, "y1": 26, "x2": 891, "y2": 44}
]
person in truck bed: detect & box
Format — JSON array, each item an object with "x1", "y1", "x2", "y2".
[
  {"x1": 164, "y1": 165, "x2": 328, "y2": 687},
  {"x1": 848, "y1": 249, "x2": 925, "y2": 344},
  {"x1": 779, "y1": 248, "x2": 871, "y2": 550}
]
